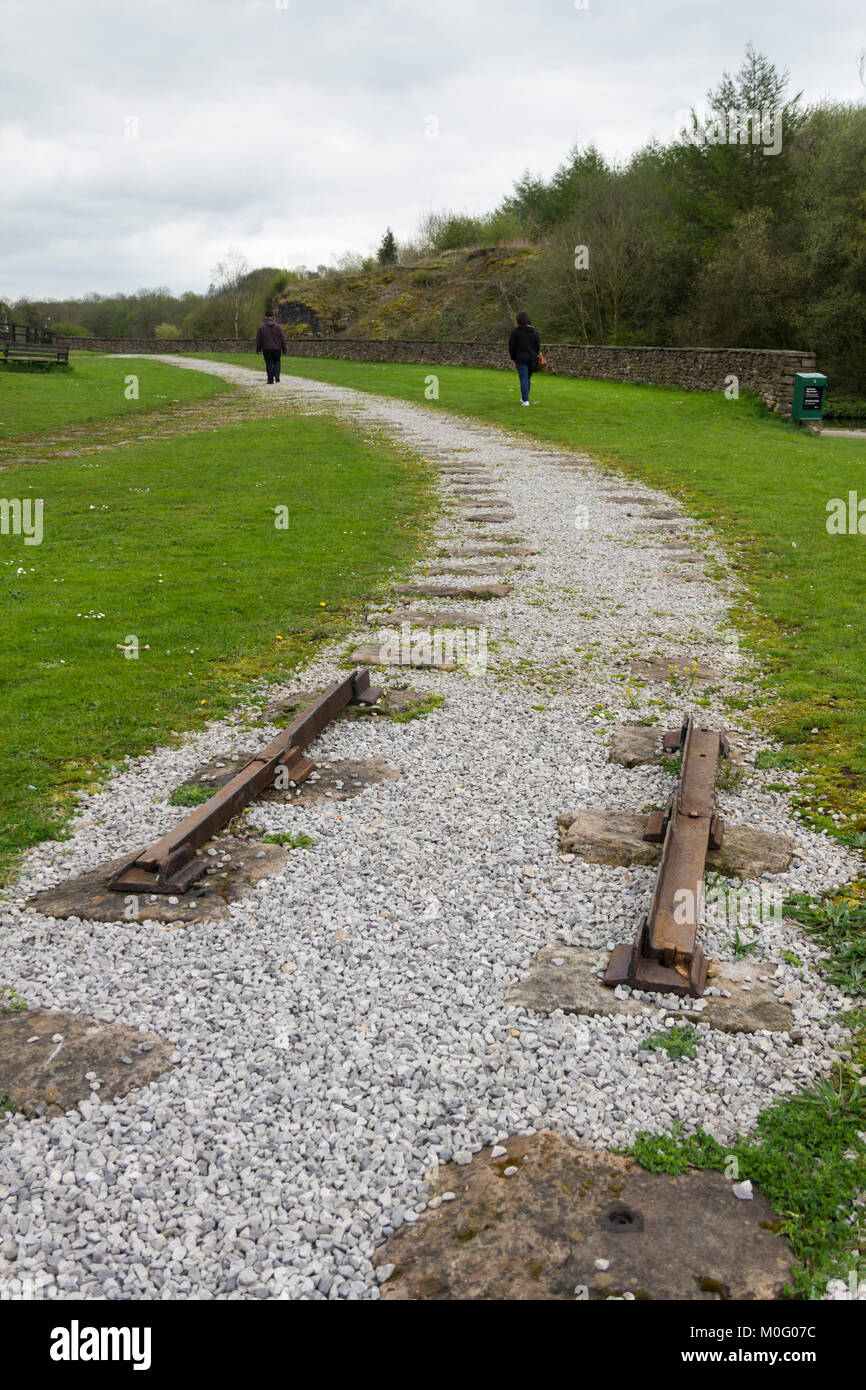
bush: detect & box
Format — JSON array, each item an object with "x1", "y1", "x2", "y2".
[
  {"x1": 51, "y1": 321, "x2": 93, "y2": 338},
  {"x1": 154, "y1": 322, "x2": 182, "y2": 339}
]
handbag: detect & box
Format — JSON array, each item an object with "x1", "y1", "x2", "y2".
[{"x1": 536, "y1": 352, "x2": 548, "y2": 370}]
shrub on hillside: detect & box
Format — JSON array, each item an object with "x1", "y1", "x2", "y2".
[{"x1": 51, "y1": 322, "x2": 93, "y2": 337}]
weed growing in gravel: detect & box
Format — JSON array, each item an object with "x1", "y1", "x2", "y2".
[
  {"x1": 725, "y1": 927, "x2": 761, "y2": 960},
  {"x1": 0, "y1": 1093, "x2": 17, "y2": 1117},
  {"x1": 716, "y1": 758, "x2": 747, "y2": 794},
  {"x1": 667, "y1": 659, "x2": 699, "y2": 697},
  {"x1": 260, "y1": 831, "x2": 315, "y2": 849},
  {"x1": 630, "y1": 1068, "x2": 866, "y2": 1298},
  {"x1": 784, "y1": 892, "x2": 866, "y2": 996},
  {"x1": 639, "y1": 1024, "x2": 698, "y2": 1059},
  {"x1": 168, "y1": 783, "x2": 214, "y2": 808},
  {"x1": 389, "y1": 693, "x2": 445, "y2": 723},
  {"x1": 0, "y1": 985, "x2": 27, "y2": 1013},
  {"x1": 630, "y1": 1122, "x2": 727, "y2": 1172}
]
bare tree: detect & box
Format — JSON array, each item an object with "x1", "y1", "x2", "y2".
[{"x1": 211, "y1": 250, "x2": 251, "y2": 337}]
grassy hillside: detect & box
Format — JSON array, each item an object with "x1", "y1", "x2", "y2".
[{"x1": 276, "y1": 245, "x2": 538, "y2": 340}]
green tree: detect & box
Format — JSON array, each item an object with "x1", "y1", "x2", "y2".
[
  {"x1": 377, "y1": 228, "x2": 398, "y2": 265},
  {"x1": 664, "y1": 44, "x2": 803, "y2": 257},
  {"x1": 684, "y1": 209, "x2": 803, "y2": 346},
  {"x1": 51, "y1": 321, "x2": 93, "y2": 337}
]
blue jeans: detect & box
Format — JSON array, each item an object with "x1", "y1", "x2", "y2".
[{"x1": 517, "y1": 361, "x2": 533, "y2": 401}]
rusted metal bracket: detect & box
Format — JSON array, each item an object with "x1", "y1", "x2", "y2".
[
  {"x1": 604, "y1": 713, "x2": 727, "y2": 998},
  {"x1": 108, "y1": 668, "x2": 382, "y2": 895}
]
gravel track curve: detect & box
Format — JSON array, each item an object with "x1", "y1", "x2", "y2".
[{"x1": 0, "y1": 357, "x2": 858, "y2": 1301}]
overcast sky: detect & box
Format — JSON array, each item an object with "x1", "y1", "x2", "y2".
[{"x1": 1, "y1": 0, "x2": 864, "y2": 301}]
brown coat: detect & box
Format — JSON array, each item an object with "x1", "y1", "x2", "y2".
[{"x1": 256, "y1": 320, "x2": 287, "y2": 352}]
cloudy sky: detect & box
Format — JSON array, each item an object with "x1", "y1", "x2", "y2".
[{"x1": 1, "y1": 0, "x2": 864, "y2": 301}]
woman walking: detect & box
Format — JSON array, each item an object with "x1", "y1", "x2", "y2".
[{"x1": 508, "y1": 310, "x2": 542, "y2": 406}]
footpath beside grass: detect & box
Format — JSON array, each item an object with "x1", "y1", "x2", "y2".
[
  {"x1": 0, "y1": 410, "x2": 432, "y2": 882},
  {"x1": 198, "y1": 353, "x2": 866, "y2": 1299},
  {"x1": 0, "y1": 352, "x2": 228, "y2": 436},
  {"x1": 204, "y1": 353, "x2": 866, "y2": 836}
]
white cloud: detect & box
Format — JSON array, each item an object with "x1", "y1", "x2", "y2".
[{"x1": 1, "y1": 0, "x2": 864, "y2": 299}]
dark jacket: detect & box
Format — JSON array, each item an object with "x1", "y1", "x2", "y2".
[
  {"x1": 256, "y1": 320, "x2": 287, "y2": 353},
  {"x1": 508, "y1": 323, "x2": 540, "y2": 366}
]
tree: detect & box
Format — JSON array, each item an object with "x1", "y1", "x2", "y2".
[
  {"x1": 684, "y1": 209, "x2": 803, "y2": 346},
  {"x1": 416, "y1": 210, "x2": 485, "y2": 252},
  {"x1": 664, "y1": 45, "x2": 803, "y2": 257},
  {"x1": 51, "y1": 321, "x2": 93, "y2": 337},
  {"x1": 377, "y1": 228, "x2": 398, "y2": 265},
  {"x1": 500, "y1": 146, "x2": 610, "y2": 235},
  {"x1": 211, "y1": 250, "x2": 252, "y2": 337}
]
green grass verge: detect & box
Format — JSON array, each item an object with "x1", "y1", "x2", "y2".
[
  {"x1": 0, "y1": 352, "x2": 228, "y2": 437},
  {"x1": 200, "y1": 353, "x2": 866, "y2": 835},
  {"x1": 0, "y1": 412, "x2": 432, "y2": 882}
]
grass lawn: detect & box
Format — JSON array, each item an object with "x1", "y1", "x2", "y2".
[
  {"x1": 203, "y1": 353, "x2": 866, "y2": 836},
  {"x1": 0, "y1": 410, "x2": 432, "y2": 882},
  {"x1": 0, "y1": 351, "x2": 229, "y2": 436}
]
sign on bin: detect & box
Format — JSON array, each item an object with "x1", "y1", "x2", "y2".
[{"x1": 791, "y1": 372, "x2": 827, "y2": 422}]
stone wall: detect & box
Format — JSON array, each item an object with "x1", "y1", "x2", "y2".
[
  {"x1": 54, "y1": 338, "x2": 817, "y2": 414},
  {"x1": 57, "y1": 339, "x2": 257, "y2": 354}
]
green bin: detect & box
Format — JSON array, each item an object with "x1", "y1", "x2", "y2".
[{"x1": 791, "y1": 371, "x2": 827, "y2": 421}]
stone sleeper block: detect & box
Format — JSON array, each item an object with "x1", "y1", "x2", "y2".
[
  {"x1": 505, "y1": 946, "x2": 796, "y2": 1034},
  {"x1": 557, "y1": 810, "x2": 795, "y2": 876}
]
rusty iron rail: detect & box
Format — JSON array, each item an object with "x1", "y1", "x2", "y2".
[
  {"x1": 603, "y1": 714, "x2": 728, "y2": 998},
  {"x1": 108, "y1": 668, "x2": 382, "y2": 895}
]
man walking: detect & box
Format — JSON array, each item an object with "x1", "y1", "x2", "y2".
[{"x1": 255, "y1": 310, "x2": 287, "y2": 383}]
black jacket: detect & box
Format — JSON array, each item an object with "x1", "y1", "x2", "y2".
[
  {"x1": 256, "y1": 321, "x2": 288, "y2": 352},
  {"x1": 508, "y1": 323, "x2": 541, "y2": 365}
]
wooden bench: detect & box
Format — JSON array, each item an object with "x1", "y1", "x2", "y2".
[{"x1": 2, "y1": 343, "x2": 69, "y2": 366}]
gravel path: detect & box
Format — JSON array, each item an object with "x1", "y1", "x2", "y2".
[{"x1": 1, "y1": 357, "x2": 858, "y2": 1300}]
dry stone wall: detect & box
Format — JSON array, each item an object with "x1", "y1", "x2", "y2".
[{"x1": 54, "y1": 338, "x2": 816, "y2": 415}]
